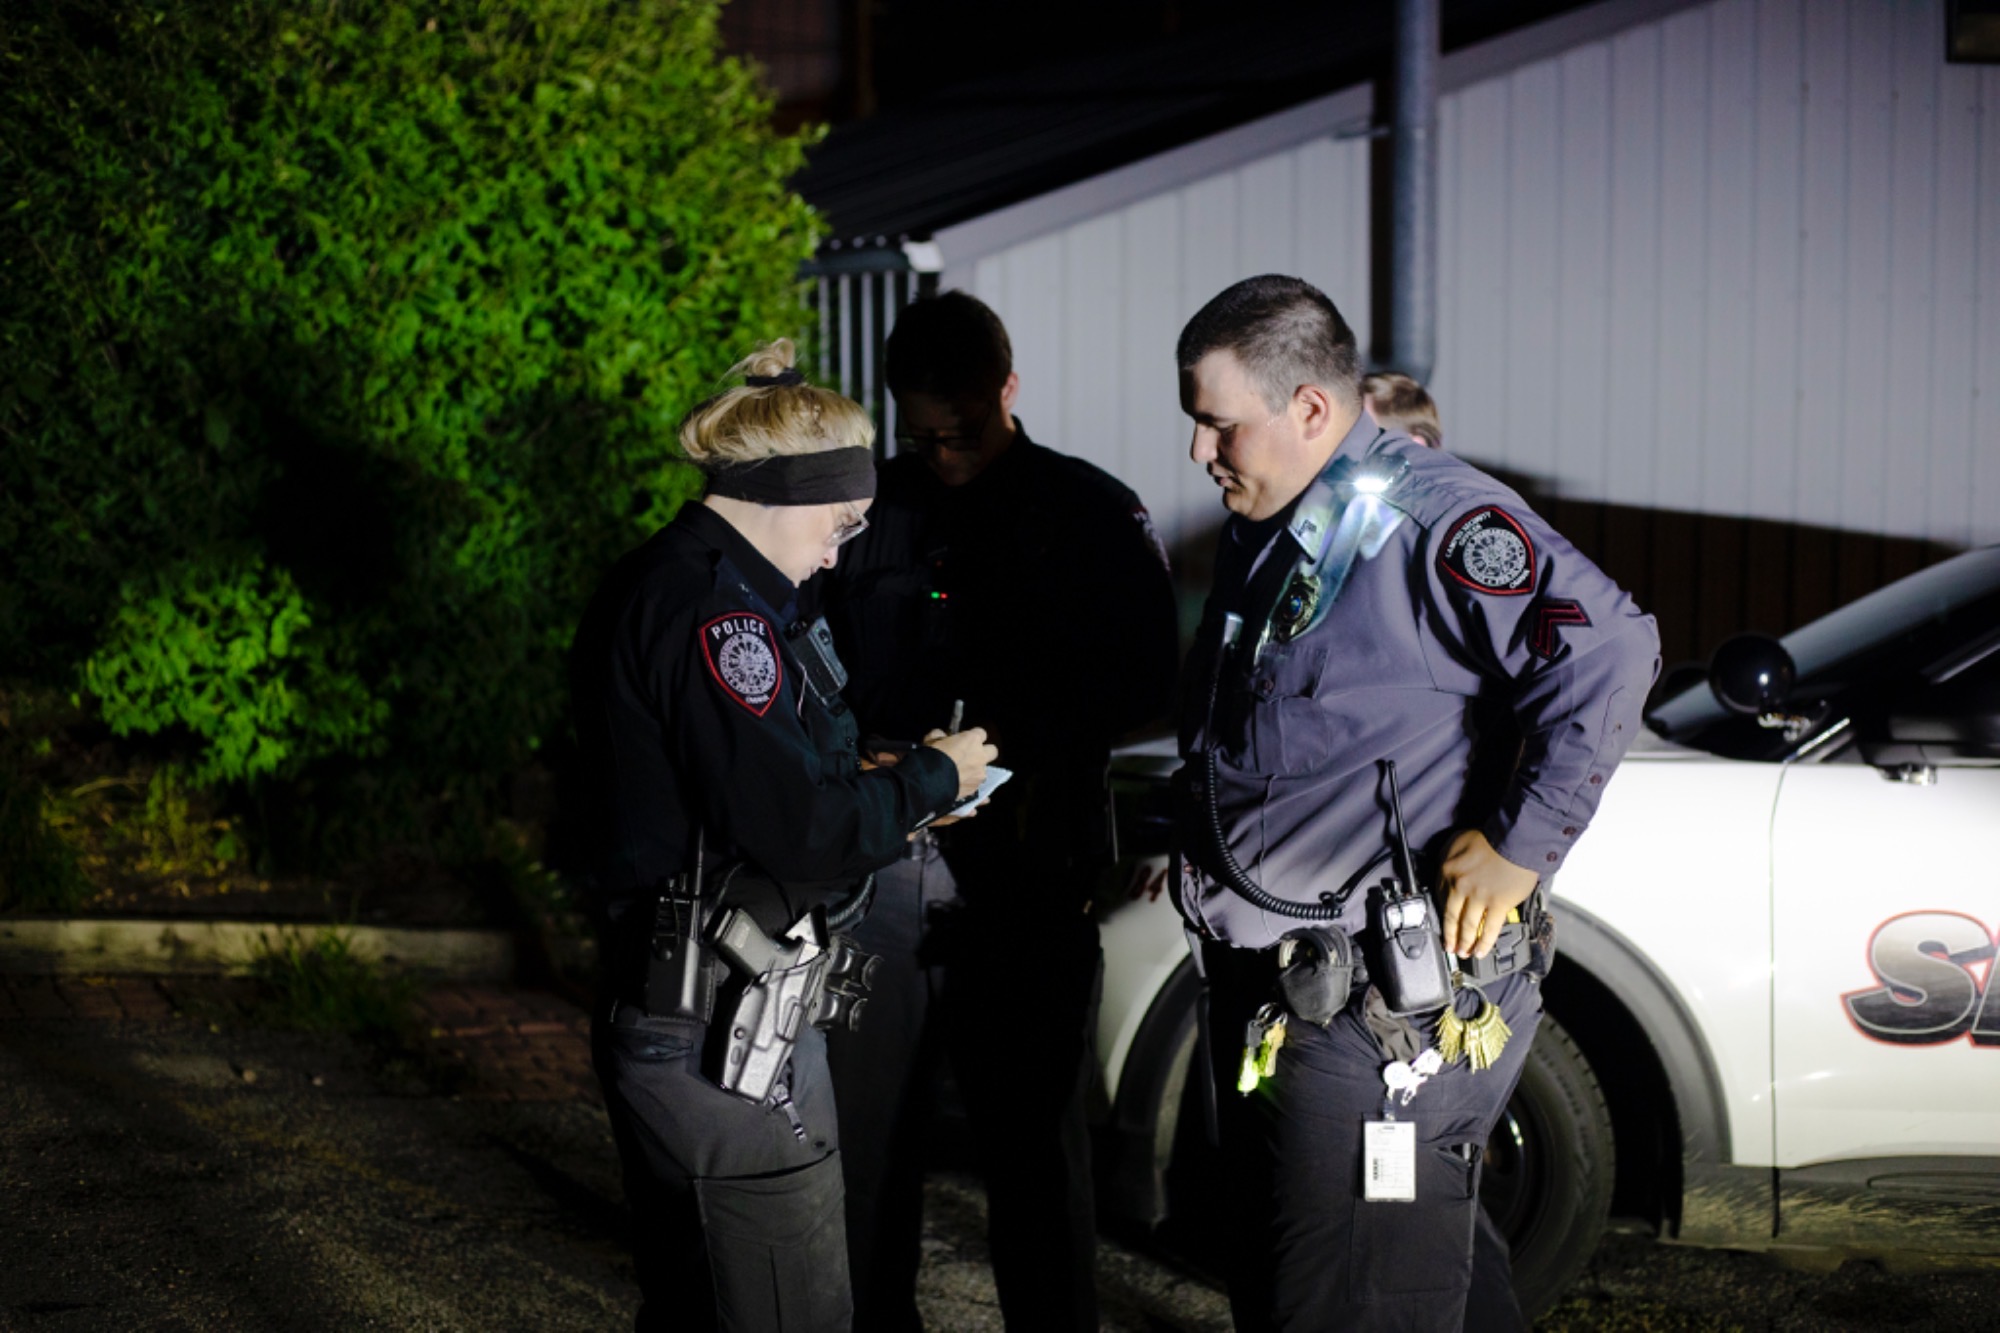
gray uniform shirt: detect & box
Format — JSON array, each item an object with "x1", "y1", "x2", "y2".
[{"x1": 1175, "y1": 414, "x2": 1661, "y2": 950}]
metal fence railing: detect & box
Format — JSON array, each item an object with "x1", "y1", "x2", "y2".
[{"x1": 803, "y1": 241, "x2": 939, "y2": 456}]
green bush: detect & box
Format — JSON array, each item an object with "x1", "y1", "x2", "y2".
[
  {"x1": 1, "y1": 0, "x2": 819, "y2": 857},
  {"x1": 83, "y1": 553, "x2": 388, "y2": 785}
]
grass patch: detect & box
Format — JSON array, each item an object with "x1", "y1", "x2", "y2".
[
  {"x1": 246, "y1": 928, "x2": 419, "y2": 1043},
  {"x1": 0, "y1": 754, "x2": 89, "y2": 914}
]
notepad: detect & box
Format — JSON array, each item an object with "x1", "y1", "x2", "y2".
[{"x1": 945, "y1": 765, "x2": 1012, "y2": 818}]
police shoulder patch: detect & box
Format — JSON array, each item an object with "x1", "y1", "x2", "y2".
[
  {"x1": 700, "y1": 612, "x2": 784, "y2": 716},
  {"x1": 1438, "y1": 506, "x2": 1537, "y2": 596}
]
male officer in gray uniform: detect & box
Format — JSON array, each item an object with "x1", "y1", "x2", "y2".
[{"x1": 1170, "y1": 275, "x2": 1659, "y2": 1331}]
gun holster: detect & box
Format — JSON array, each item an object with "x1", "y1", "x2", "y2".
[
  {"x1": 1366, "y1": 878, "x2": 1454, "y2": 1017},
  {"x1": 705, "y1": 907, "x2": 881, "y2": 1104}
]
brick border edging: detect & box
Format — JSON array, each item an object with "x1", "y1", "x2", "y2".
[{"x1": 0, "y1": 919, "x2": 519, "y2": 981}]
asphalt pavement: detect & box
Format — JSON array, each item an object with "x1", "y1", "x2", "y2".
[{"x1": 2, "y1": 977, "x2": 1995, "y2": 1332}]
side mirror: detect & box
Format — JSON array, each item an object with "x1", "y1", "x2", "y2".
[{"x1": 1708, "y1": 634, "x2": 1797, "y2": 716}]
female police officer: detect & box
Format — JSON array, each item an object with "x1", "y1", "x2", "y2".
[{"x1": 570, "y1": 340, "x2": 996, "y2": 1332}]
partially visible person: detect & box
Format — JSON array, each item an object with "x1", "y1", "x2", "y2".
[
  {"x1": 819, "y1": 292, "x2": 1180, "y2": 1332},
  {"x1": 1362, "y1": 369, "x2": 1443, "y2": 447},
  {"x1": 569, "y1": 339, "x2": 997, "y2": 1333}
]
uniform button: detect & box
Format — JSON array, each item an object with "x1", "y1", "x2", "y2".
[
  {"x1": 1546, "y1": 853, "x2": 1559, "y2": 864},
  {"x1": 1588, "y1": 774, "x2": 1602, "y2": 785},
  {"x1": 1562, "y1": 826, "x2": 1578, "y2": 837}
]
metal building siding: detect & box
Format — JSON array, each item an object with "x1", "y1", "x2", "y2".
[
  {"x1": 947, "y1": 0, "x2": 1993, "y2": 562},
  {"x1": 959, "y1": 137, "x2": 1375, "y2": 556},
  {"x1": 1440, "y1": 0, "x2": 1996, "y2": 547}
]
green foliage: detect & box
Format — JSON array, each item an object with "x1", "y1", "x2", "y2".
[
  {"x1": 0, "y1": 0, "x2": 819, "y2": 857},
  {"x1": 0, "y1": 751, "x2": 89, "y2": 914},
  {"x1": 128, "y1": 767, "x2": 244, "y2": 878},
  {"x1": 83, "y1": 554, "x2": 387, "y2": 785},
  {"x1": 246, "y1": 928, "x2": 419, "y2": 1040},
  {"x1": 492, "y1": 836, "x2": 593, "y2": 939}
]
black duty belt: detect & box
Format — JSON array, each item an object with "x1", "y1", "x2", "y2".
[{"x1": 1196, "y1": 894, "x2": 1549, "y2": 1001}]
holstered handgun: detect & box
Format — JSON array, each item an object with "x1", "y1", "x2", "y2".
[
  {"x1": 708, "y1": 908, "x2": 826, "y2": 1103},
  {"x1": 706, "y1": 907, "x2": 882, "y2": 1104},
  {"x1": 1366, "y1": 761, "x2": 1454, "y2": 1017}
]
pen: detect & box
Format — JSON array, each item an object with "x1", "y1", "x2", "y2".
[{"x1": 947, "y1": 699, "x2": 963, "y2": 735}]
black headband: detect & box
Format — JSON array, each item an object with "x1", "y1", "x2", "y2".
[
  {"x1": 705, "y1": 447, "x2": 877, "y2": 506},
  {"x1": 744, "y1": 368, "x2": 807, "y2": 388}
]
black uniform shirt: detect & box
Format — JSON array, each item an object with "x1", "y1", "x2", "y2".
[
  {"x1": 570, "y1": 502, "x2": 960, "y2": 940},
  {"x1": 818, "y1": 423, "x2": 1180, "y2": 906}
]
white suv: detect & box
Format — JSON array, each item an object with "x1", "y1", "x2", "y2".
[{"x1": 1092, "y1": 546, "x2": 2000, "y2": 1316}]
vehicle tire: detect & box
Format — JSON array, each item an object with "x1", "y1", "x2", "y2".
[{"x1": 1482, "y1": 1012, "x2": 1614, "y2": 1319}]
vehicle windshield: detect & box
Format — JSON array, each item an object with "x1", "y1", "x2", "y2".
[
  {"x1": 1647, "y1": 546, "x2": 2000, "y2": 758},
  {"x1": 1783, "y1": 547, "x2": 2000, "y2": 677}
]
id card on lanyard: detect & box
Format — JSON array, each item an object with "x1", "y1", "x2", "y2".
[
  {"x1": 1363, "y1": 1118, "x2": 1417, "y2": 1202},
  {"x1": 1363, "y1": 1048, "x2": 1441, "y2": 1203}
]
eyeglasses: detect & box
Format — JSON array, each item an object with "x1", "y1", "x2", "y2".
[
  {"x1": 893, "y1": 406, "x2": 992, "y2": 453},
  {"x1": 830, "y1": 509, "x2": 870, "y2": 548}
]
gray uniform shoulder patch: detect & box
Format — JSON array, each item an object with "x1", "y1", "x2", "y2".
[{"x1": 1438, "y1": 506, "x2": 1537, "y2": 596}]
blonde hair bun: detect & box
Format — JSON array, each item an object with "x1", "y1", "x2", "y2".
[{"x1": 680, "y1": 339, "x2": 875, "y2": 468}]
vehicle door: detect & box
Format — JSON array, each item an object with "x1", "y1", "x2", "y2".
[{"x1": 1771, "y1": 653, "x2": 2000, "y2": 1174}]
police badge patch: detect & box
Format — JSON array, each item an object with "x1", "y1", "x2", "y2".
[
  {"x1": 1438, "y1": 506, "x2": 1537, "y2": 596},
  {"x1": 700, "y1": 613, "x2": 784, "y2": 716}
]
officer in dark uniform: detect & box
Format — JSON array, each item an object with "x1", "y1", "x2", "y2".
[
  {"x1": 817, "y1": 292, "x2": 1180, "y2": 1331},
  {"x1": 1170, "y1": 277, "x2": 1659, "y2": 1331},
  {"x1": 570, "y1": 339, "x2": 997, "y2": 1333}
]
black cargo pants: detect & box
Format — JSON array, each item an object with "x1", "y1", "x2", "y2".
[
  {"x1": 1203, "y1": 941, "x2": 1542, "y2": 1332},
  {"x1": 593, "y1": 1002, "x2": 850, "y2": 1333}
]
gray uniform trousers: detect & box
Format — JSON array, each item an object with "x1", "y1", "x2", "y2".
[
  {"x1": 1203, "y1": 942, "x2": 1540, "y2": 1332},
  {"x1": 593, "y1": 1005, "x2": 851, "y2": 1332},
  {"x1": 830, "y1": 837, "x2": 1102, "y2": 1332}
]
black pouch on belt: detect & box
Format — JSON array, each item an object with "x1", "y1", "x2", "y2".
[
  {"x1": 1459, "y1": 890, "x2": 1545, "y2": 984},
  {"x1": 1276, "y1": 926, "x2": 1355, "y2": 1026},
  {"x1": 811, "y1": 932, "x2": 881, "y2": 1033}
]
